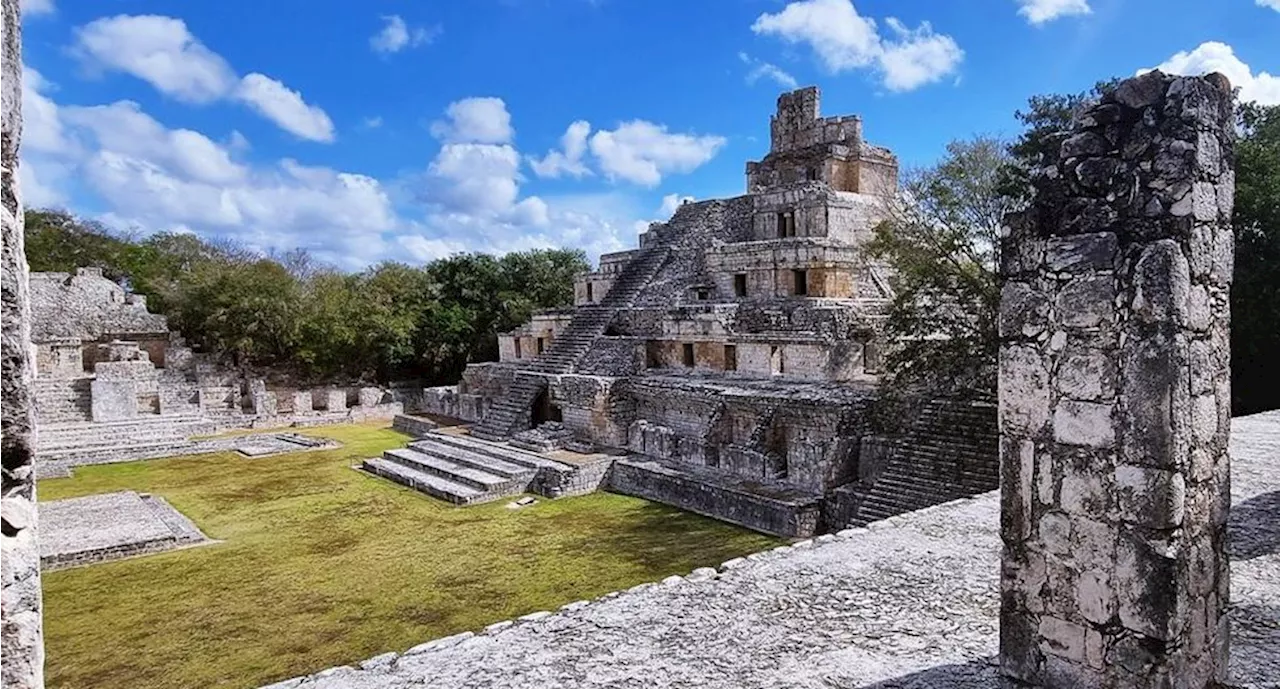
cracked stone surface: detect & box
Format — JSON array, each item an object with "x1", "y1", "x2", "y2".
[{"x1": 262, "y1": 413, "x2": 1280, "y2": 689}]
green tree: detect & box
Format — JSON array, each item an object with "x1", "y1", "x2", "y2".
[
  {"x1": 1232, "y1": 102, "x2": 1280, "y2": 414},
  {"x1": 868, "y1": 136, "x2": 1017, "y2": 396}
]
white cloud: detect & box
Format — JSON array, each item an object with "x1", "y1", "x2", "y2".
[
  {"x1": 430, "y1": 97, "x2": 514, "y2": 144},
  {"x1": 73, "y1": 15, "x2": 237, "y2": 104},
  {"x1": 1259, "y1": 0, "x2": 1280, "y2": 11},
  {"x1": 1143, "y1": 42, "x2": 1280, "y2": 106},
  {"x1": 739, "y1": 52, "x2": 799, "y2": 90},
  {"x1": 362, "y1": 116, "x2": 384, "y2": 130},
  {"x1": 1015, "y1": 0, "x2": 1091, "y2": 25},
  {"x1": 235, "y1": 73, "x2": 335, "y2": 143},
  {"x1": 61, "y1": 100, "x2": 246, "y2": 185},
  {"x1": 588, "y1": 121, "x2": 726, "y2": 187},
  {"x1": 72, "y1": 15, "x2": 334, "y2": 142},
  {"x1": 751, "y1": 0, "x2": 962, "y2": 92},
  {"x1": 877, "y1": 19, "x2": 964, "y2": 92},
  {"x1": 370, "y1": 15, "x2": 439, "y2": 54},
  {"x1": 659, "y1": 193, "x2": 694, "y2": 218},
  {"x1": 530, "y1": 120, "x2": 592, "y2": 178},
  {"x1": 19, "y1": 78, "x2": 649, "y2": 268},
  {"x1": 20, "y1": 0, "x2": 55, "y2": 17}
]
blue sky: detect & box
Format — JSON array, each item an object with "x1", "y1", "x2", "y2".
[{"x1": 18, "y1": 0, "x2": 1280, "y2": 269}]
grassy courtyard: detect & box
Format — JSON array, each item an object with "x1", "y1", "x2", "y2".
[{"x1": 39, "y1": 423, "x2": 781, "y2": 689}]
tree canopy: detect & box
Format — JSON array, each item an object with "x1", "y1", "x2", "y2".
[{"x1": 24, "y1": 209, "x2": 588, "y2": 385}]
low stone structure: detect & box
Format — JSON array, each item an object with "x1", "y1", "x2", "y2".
[
  {"x1": 409, "y1": 86, "x2": 998, "y2": 537},
  {"x1": 999, "y1": 71, "x2": 1236, "y2": 687},
  {"x1": 261, "y1": 411, "x2": 1280, "y2": 689},
  {"x1": 26, "y1": 268, "x2": 404, "y2": 468},
  {"x1": 38, "y1": 491, "x2": 210, "y2": 570}
]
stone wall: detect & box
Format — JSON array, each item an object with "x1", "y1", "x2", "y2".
[
  {"x1": 998, "y1": 71, "x2": 1236, "y2": 687},
  {"x1": 1, "y1": 0, "x2": 45, "y2": 685},
  {"x1": 30, "y1": 268, "x2": 169, "y2": 342}
]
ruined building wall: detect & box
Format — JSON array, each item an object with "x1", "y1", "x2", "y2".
[
  {"x1": 998, "y1": 71, "x2": 1235, "y2": 687},
  {"x1": 30, "y1": 268, "x2": 169, "y2": 342},
  {"x1": 2, "y1": 0, "x2": 46, "y2": 685}
]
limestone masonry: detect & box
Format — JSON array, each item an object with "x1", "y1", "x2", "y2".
[
  {"x1": 998, "y1": 71, "x2": 1237, "y2": 687},
  {"x1": 2, "y1": 1, "x2": 44, "y2": 685},
  {"x1": 401, "y1": 86, "x2": 999, "y2": 537}
]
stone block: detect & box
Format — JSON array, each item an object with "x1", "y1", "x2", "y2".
[
  {"x1": 999, "y1": 346, "x2": 1050, "y2": 435},
  {"x1": 1132, "y1": 240, "x2": 1191, "y2": 325},
  {"x1": 1038, "y1": 615, "x2": 1089, "y2": 663},
  {"x1": 292, "y1": 390, "x2": 313, "y2": 414},
  {"x1": 1076, "y1": 569, "x2": 1115, "y2": 625},
  {"x1": 1057, "y1": 276, "x2": 1114, "y2": 329},
  {"x1": 1114, "y1": 465, "x2": 1185, "y2": 528},
  {"x1": 1045, "y1": 232, "x2": 1116, "y2": 273},
  {"x1": 90, "y1": 379, "x2": 137, "y2": 422},
  {"x1": 325, "y1": 389, "x2": 347, "y2": 412},
  {"x1": 1060, "y1": 468, "x2": 1112, "y2": 517},
  {"x1": 252, "y1": 392, "x2": 278, "y2": 417},
  {"x1": 359, "y1": 387, "x2": 385, "y2": 407},
  {"x1": 1053, "y1": 401, "x2": 1115, "y2": 448},
  {"x1": 1056, "y1": 349, "x2": 1114, "y2": 401}
]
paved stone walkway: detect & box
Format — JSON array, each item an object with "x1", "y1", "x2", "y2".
[
  {"x1": 264, "y1": 413, "x2": 1280, "y2": 689},
  {"x1": 39, "y1": 491, "x2": 210, "y2": 570}
]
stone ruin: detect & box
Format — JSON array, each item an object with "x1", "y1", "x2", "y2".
[
  {"x1": 26, "y1": 268, "x2": 405, "y2": 475},
  {"x1": 0, "y1": 0, "x2": 1258, "y2": 681},
  {"x1": 998, "y1": 71, "x2": 1237, "y2": 686},
  {"x1": 387, "y1": 86, "x2": 1000, "y2": 537}
]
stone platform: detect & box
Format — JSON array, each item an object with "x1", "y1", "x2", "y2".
[
  {"x1": 39, "y1": 491, "x2": 211, "y2": 570},
  {"x1": 36, "y1": 431, "x2": 341, "y2": 479},
  {"x1": 262, "y1": 411, "x2": 1280, "y2": 689}
]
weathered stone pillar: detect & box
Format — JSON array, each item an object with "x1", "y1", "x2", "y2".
[
  {"x1": 998, "y1": 71, "x2": 1235, "y2": 687},
  {"x1": 2, "y1": 0, "x2": 46, "y2": 685}
]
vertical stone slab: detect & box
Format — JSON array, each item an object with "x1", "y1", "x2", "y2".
[
  {"x1": 292, "y1": 390, "x2": 313, "y2": 414},
  {"x1": 998, "y1": 71, "x2": 1235, "y2": 687},
  {"x1": 325, "y1": 389, "x2": 347, "y2": 413},
  {"x1": 2, "y1": 0, "x2": 46, "y2": 686}
]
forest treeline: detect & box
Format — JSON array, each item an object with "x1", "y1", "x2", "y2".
[{"x1": 24, "y1": 210, "x2": 588, "y2": 385}]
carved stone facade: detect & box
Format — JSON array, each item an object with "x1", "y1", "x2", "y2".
[{"x1": 998, "y1": 71, "x2": 1236, "y2": 687}]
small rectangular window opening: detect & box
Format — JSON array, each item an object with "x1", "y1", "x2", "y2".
[
  {"x1": 734, "y1": 274, "x2": 747, "y2": 297},
  {"x1": 682, "y1": 343, "x2": 695, "y2": 368}
]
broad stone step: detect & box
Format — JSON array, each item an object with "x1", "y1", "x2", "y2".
[
  {"x1": 425, "y1": 432, "x2": 550, "y2": 470},
  {"x1": 406, "y1": 440, "x2": 534, "y2": 479},
  {"x1": 383, "y1": 448, "x2": 513, "y2": 492},
  {"x1": 362, "y1": 457, "x2": 484, "y2": 505},
  {"x1": 608, "y1": 456, "x2": 822, "y2": 538}
]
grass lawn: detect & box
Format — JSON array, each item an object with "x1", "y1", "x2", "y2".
[{"x1": 38, "y1": 422, "x2": 782, "y2": 689}]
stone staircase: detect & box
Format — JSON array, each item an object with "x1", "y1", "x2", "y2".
[
  {"x1": 32, "y1": 377, "x2": 93, "y2": 424},
  {"x1": 35, "y1": 415, "x2": 215, "y2": 464},
  {"x1": 469, "y1": 245, "x2": 670, "y2": 440},
  {"x1": 362, "y1": 431, "x2": 565, "y2": 505},
  {"x1": 845, "y1": 400, "x2": 998, "y2": 526}
]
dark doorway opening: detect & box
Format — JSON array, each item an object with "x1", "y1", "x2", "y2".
[
  {"x1": 533, "y1": 386, "x2": 562, "y2": 424},
  {"x1": 682, "y1": 342, "x2": 695, "y2": 367},
  {"x1": 734, "y1": 274, "x2": 747, "y2": 297},
  {"x1": 793, "y1": 269, "x2": 808, "y2": 296},
  {"x1": 724, "y1": 344, "x2": 737, "y2": 371}
]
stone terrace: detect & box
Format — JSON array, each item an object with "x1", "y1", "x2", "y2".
[
  {"x1": 38, "y1": 491, "x2": 211, "y2": 570},
  {"x1": 263, "y1": 411, "x2": 1280, "y2": 689}
]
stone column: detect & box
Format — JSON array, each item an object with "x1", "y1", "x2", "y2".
[
  {"x1": 998, "y1": 71, "x2": 1235, "y2": 687},
  {"x1": 2, "y1": 0, "x2": 46, "y2": 685}
]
